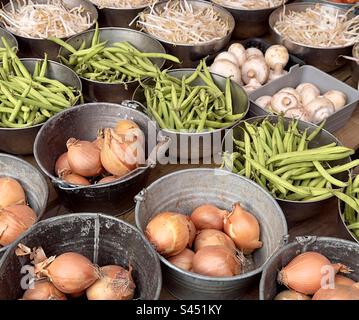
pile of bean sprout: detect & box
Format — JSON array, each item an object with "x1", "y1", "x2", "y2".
[
  {"x1": 0, "y1": 0, "x2": 93, "y2": 39},
  {"x1": 89, "y1": 0, "x2": 155, "y2": 9},
  {"x1": 274, "y1": 4, "x2": 359, "y2": 48},
  {"x1": 212, "y1": 0, "x2": 285, "y2": 10},
  {"x1": 137, "y1": 0, "x2": 232, "y2": 45}
]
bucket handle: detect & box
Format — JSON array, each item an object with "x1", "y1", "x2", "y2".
[
  {"x1": 121, "y1": 100, "x2": 147, "y2": 113},
  {"x1": 295, "y1": 236, "x2": 318, "y2": 252}
]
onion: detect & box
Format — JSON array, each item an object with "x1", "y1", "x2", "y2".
[
  {"x1": 66, "y1": 138, "x2": 102, "y2": 177},
  {"x1": 22, "y1": 280, "x2": 67, "y2": 300},
  {"x1": 278, "y1": 252, "x2": 348, "y2": 295},
  {"x1": 335, "y1": 275, "x2": 355, "y2": 287},
  {"x1": 93, "y1": 135, "x2": 104, "y2": 150},
  {"x1": 45, "y1": 252, "x2": 99, "y2": 294},
  {"x1": 61, "y1": 172, "x2": 91, "y2": 186},
  {"x1": 86, "y1": 265, "x2": 136, "y2": 300},
  {"x1": 223, "y1": 203, "x2": 262, "y2": 254},
  {"x1": 190, "y1": 204, "x2": 227, "y2": 231},
  {"x1": 186, "y1": 219, "x2": 196, "y2": 248},
  {"x1": 55, "y1": 152, "x2": 71, "y2": 177},
  {"x1": 115, "y1": 119, "x2": 139, "y2": 136},
  {"x1": 145, "y1": 212, "x2": 190, "y2": 257},
  {"x1": 313, "y1": 284, "x2": 359, "y2": 300},
  {"x1": 168, "y1": 248, "x2": 195, "y2": 271},
  {"x1": 274, "y1": 290, "x2": 311, "y2": 300},
  {"x1": 192, "y1": 245, "x2": 241, "y2": 277},
  {"x1": 98, "y1": 176, "x2": 119, "y2": 184},
  {"x1": 194, "y1": 229, "x2": 236, "y2": 253},
  {"x1": 0, "y1": 205, "x2": 36, "y2": 246},
  {"x1": 0, "y1": 177, "x2": 26, "y2": 209},
  {"x1": 68, "y1": 291, "x2": 85, "y2": 298}
]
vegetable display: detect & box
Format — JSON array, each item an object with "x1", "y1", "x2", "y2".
[
  {"x1": 0, "y1": 38, "x2": 81, "y2": 128},
  {"x1": 145, "y1": 202, "x2": 262, "y2": 277},
  {"x1": 142, "y1": 60, "x2": 245, "y2": 132},
  {"x1": 89, "y1": 0, "x2": 155, "y2": 9},
  {"x1": 52, "y1": 24, "x2": 180, "y2": 84},
  {"x1": 210, "y1": 43, "x2": 289, "y2": 92},
  {"x1": 54, "y1": 119, "x2": 145, "y2": 186},
  {"x1": 212, "y1": 0, "x2": 285, "y2": 10},
  {"x1": 255, "y1": 84, "x2": 347, "y2": 123},
  {"x1": 0, "y1": 0, "x2": 93, "y2": 39}
]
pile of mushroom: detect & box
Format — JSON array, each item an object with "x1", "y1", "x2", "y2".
[
  {"x1": 210, "y1": 43, "x2": 289, "y2": 93},
  {"x1": 255, "y1": 84, "x2": 347, "y2": 123}
]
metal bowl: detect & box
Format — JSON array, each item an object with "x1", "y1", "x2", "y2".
[
  {"x1": 320, "y1": 0, "x2": 359, "y2": 11},
  {"x1": 1, "y1": 0, "x2": 98, "y2": 60},
  {"x1": 338, "y1": 195, "x2": 359, "y2": 245},
  {"x1": 0, "y1": 59, "x2": 82, "y2": 155},
  {"x1": 59, "y1": 27, "x2": 166, "y2": 103},
  {"x1": 0, "y1": 27, "x2": 18, "y2": 49},
  {"x1": 133, "y1": 68, "x2": 249, "y2": 162},
  {"x1": 211, "y1": 0, "x2": 288, "y2": 39},
  {"x1": 140, "y1": 0, "x2": 235, "y2": 67},
  {"x1": 0, "y1": 213, "x2": 162, "y2": 300},
  {"x1": 34, "y1": 102, "x2": 159, "y2": 215},
  {"x1": 135, "y1": 168, "x2": 288, "y2": 300},
  {"x1": 352, "y1": 43, "x2": 359, "y2": 89},
  {"x1": 222, "y1": 116, "x2": 351, "y2": 225},
  {"x1": 259, "y1": 236, "x2": 359, "y2": 300},
  {"x1": 269, "y1": 3, "x2": 355, "y2": 72},
  {"x1": 0, "y1": 153, "x2": 48, "y2": 257}
]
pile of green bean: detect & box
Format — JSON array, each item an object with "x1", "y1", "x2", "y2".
[
  {"x1": 223, "y1": 117, "x2": 359, "y2": 202},
  {"x1": 0, "y1": 37, "x2": 82, "y2": 128},
  {"x1": 51, "y1": 24, "x2": 180, "y2": 84},
  {"x1": 143, "y1": 60, "x2": 245, "y2": 132}
]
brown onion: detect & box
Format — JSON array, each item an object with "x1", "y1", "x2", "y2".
[
  {"x1": 186, "y1": 218, "x2": 196, "y2": 248},
  {"x1": 61, "y1": 172, "x2": 91, "y2": 186},
  {"x1": 67, "y1": 138, "x2": 102, "y2": 177},
  {"x1": 0, "y1": 177, "x2": 26, "y2": 209},
  {"x1": 274, "y1": 290, "x2": 311, "y2": 300},
  {"x1": 168, "y1": 248, "x2": 195, "y2": 271},
  {"x1": 335, "y1": 275, "x2": 355, "y2": 287},
  {"x1": 192, "y1": 245, "x2": 241, "y2": 277},
  {"x1": 313, "y1": 284, "x2": 359, "y2": 300},
  {"x1": 145, "y1": 212, "x2": 190, "y2": 257},
  {"x1": 54, "y1": 152, "x2": 71, "y2": 177},
  {"x1": 0, "y1": 205, "x2": 36, "y2": 246},
  {"x1": 46, "y1": 252, "x2": 99, "y2": 294},
  {"x1": 194, "y1": 229, "x2": 236, "y2": 253},
  {"x1": 98, "y1": 176, "x2": 119, "y2": 184},
  {"x1": 86, "y1": 265, "x2": 136, "y2": 300},
  {"x1": 191, "y1": 204, "x2": 228, "y2": 231},
  {"x1": 115, "y1": 119, "x2": 139, "y2": 137},
  {"x1": 223, "y1": 203, "x2": 262, "y2": 254},
  {"x1": 93, "y1": 134, "x2": 104, "y2": 150},
  {"x1": 22, "y1": 280, "x2": 67, "y2": 300}
]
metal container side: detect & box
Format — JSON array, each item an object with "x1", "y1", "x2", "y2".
[
  {"x1": 0, "y1": 27, "x2": 18, "y2": 49},
  {"x1": 338, "y1": 198, "x2": 359, "y2": 245}
]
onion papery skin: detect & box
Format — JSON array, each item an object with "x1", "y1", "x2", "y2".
[
  {"x1": 186, "y1": 218, "x2": 196, "y2": 248},
  {"x1": 0, "y1": 177, "x2": 26, "y2": 209},
  {"x1": 168, "y1": 248, "x2": 195, "y2": 271},
  {"x1": 190, "y1": 204, "x2": 228, "y2": 231},
  {"x1": 98, "y1": 176, "x2": 119, "y2": 184},
  {"x1": 194, "y1": 229, "x2": 236, "y2": 253},
  {"x1": 335, "y1": 275, "x2": 355, "y2": 287},
  {"x1": 54, "y1": 152, "x2": 71, "y2": 177},
  {"x1": 274, "y1": 290, "x2": 311, "y2": 300},
  {"x1": 115, "y1": 119, "x2": 139, "y2": 137},
  {"x1": 61, "y1": 173, "x2": 91, "y2": 186},
  {"x1": 22, "y1": 280, "x2": 67, "y2": 300},
  {"x1": 313, "y1": 284, "x2": 359, "y2": 300}
]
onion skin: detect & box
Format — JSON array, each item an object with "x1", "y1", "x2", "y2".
[
  {"x1": 313, "y1": 284, "x2": 359, "y2": 300},
  {"x1": 190, "y1": 204, "x2": 228, "y2": 231},
  {"x1": 115, "y1": 119, "x2": 139, "y2": 136},
  {"x1": 86, "y1": 265, "x2": 136, "y2": 300},
  {"x1": 186, "y1": 218, "x2": 196, "y2": 248},
  {"x1": 335, "y1": 275, "x2": 355, "y2": 287},
  {"x1": 54, "y1": 152, "x2": 71, "y2": 177},
  {"x1": 192, "y1": 245, "x2": 241, "y2": 277},
  {"x1": 223, "y1": 203, "x2": 262, "y2": 254},
  {"x1": 22, "y1": 280, "x2": 67, "y2": 300},
  {"x1": 0, "y1": 177, "x2": 26, "y2": 209},
  {"x1": 61, "y1": 172, "x2": 91, "y2": 186},
  {"x1": 168, "y1": 248, "x2": 195, "y2": 271},
  {"x1": 194, "y1": 229, "x2": 236, "y2": 253},
  {"x1": 274, "y1": 290, "x2": 311, "y2": 300},
  {"x1": 98, "y1": 176, "x2": 119, "y2": 184},
  {"x1": 145, "y1": 212, "x2": 190, "y2": 257},
  {"x1": 46, "y1": 252, "x2": 99, "y2": 294}
]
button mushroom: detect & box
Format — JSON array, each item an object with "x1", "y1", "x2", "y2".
[
  {"x1": 284, "y1": 107, "x2": 311, "y2": 122},
  {"x1": 241, "y1": 56, "x2": 269, "y2": 86},
  {"x1": 214, "y1": 52, "x2": 240, "y2": 67},
  {"x1": 244, "y1": 78, "x2": 262, "y2": 93},
  {"x1": 228, "y1": 43, "x2": 246, "y2": 67},
  {"x1": 304, "y1": 97, "x2": 335, "y2": 123},
  {"x1": 323, "y1": 90, "x2": 347, "y2": 111},
  {"x1": 246, "y1": 47, "x2": 264, "y2": 59},
  {"x1": 279, "y1": 87, "x2": 301, "y2": 103},
  {"x1": 209, "y1": 59, "x2": 242, "y2": 85},
  {"x1": 296, "y1": 83, "x2": 320, "y2": 106},
  {"x1": 265, "y1": 45, "x2": 289, "y2": 82},
  {"x1": 271, "y1": 92, "x2": 300, "y2": 113},
  {"x1": 255, "y1": 96, "x2": 272, "y2": 110}
]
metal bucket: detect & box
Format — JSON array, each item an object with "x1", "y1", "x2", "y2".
[
  {"x1": 259, "y1": 236, "x2": 359, "y2": 300},
  {"x1": 59, "y1": 27, "x2": 166, "y2": 103},
  {"x1": 0, "y1": 153, "x2": 48, "y2": 257},
  {"x1": 34, "y1": 101, "x2": 159, "y2": 215},
  {"x1": 352, "y1": 43, "x2": 359, "y2": 89},
  {"x1": 0, "y1": 59, "x2": 82, "y2": 155},
  {"x1": 0, "y1": 213, "x2": 162, "y2": 300},
  {"x1": 135, "y1": 168, "x2": 288, "y2": 300},
  {"x1": 222, "y1": 116, "x2": 351, "y2": 225},
  {"x1": 338, "y1": 197, "x2": 359, "y2": 245}
]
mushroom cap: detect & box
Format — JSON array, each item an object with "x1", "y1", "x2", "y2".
[
  {"x1": 228, "y1": 43, "x2": 246, "y2": 67},
  {"x1": 246, "y1": 47, "x2": 264, "y2": 59},
  {"x1": 296, "y1": 83, "x2": 321, "y2": 106},
  {"x1": 255, "y1": 96, "x2": 272, "y2": 109},
  {"x1": 279, "y1": 87, "x2": 301, "y2": 103},
  {"x1": 214, "y1": 51, "x2": 240, "y2": 67},
  {"x1": 209, "y1": 59, "x2": 242, "y2": 85},
  {"x1": 271, "y1": 92, "x2": 300, "y2": 113},
  {"x1": 284, "y1": 107, "x2": 311, "y2": 122},
  {"x1": 244, "y1": 78, "x2": 262, "y2": 93},
  {"x1": 265, "y1": 45, "x2": 289, "y2": 70},
  {"x1": 296, "y1": 83, "x2": 320, "y2": 96},
  {"x1": 323, "y1": 90, "x2": 347, "y2": 111},
  {"x1": 241, "y1": 57, "x2": 269, "y2": 85},
  {"x1": 304, "y1": 97, "x2": 335, "y2": 123}
]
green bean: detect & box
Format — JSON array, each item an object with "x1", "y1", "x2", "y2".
[
  {"x1": 225, "y1": 77, "x2": 232, "y2": 114},
  {"x1": 313, "y1": 161, "x2": 348, "y2": 188},
  {"x1": 334, "y1": 191, "x2": 359, "y2": 213},
  {"x1": 307, "y1": 121, "x2": 326, "y2": 141}
]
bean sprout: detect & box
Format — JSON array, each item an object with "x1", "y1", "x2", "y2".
[
  {"x1": 212, "y1": 0, "x2": 285, "y2": 10},
  {"x1": 89, "y1": 0, "x2": 155, "y2": 9}
]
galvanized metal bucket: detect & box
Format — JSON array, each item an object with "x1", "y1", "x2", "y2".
[
  {"x1": 0, "y1": 153, "x2": 48, "y2": 257},
  {"x1": 338, "y1": 197, "x2": 359, "y2": 245},
  {"x1": 0, "y1": 213, "x2": 162, "y2": 300},
  {"x1": 259, "y1": 236, "x2": 359, "y2": 300},
  {"x1": 135, "y1": 168, "x2": 288, "y2": 300}
]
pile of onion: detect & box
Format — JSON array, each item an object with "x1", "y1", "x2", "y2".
[
  {"x1": 274, "y1": 251, "x2": 359, "y2": 300},
  {"x1": 54, "y1": 119, "x2": 145, "y2": 186},
  {"x1": 0, "y1": 177, "x2": 36, "y2": 247},
  {"x1": 145, "y1": 202, "x2": 262, "y2": 278}
]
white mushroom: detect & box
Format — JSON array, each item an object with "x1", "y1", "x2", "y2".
[
  {"x1": 244, "y1": 78, "x2": 262, "y2": 93},
  {"x1": 246, "y1": 47, "x2": 264, "y2": 59},
  {"x1": 228, "y1": 43, "x2": 246, "y2": 67},
  {"x1": 271, "y1": 92, "x2": 300, "y2": 113},
  {"x1": 255, "y1": 96, "x2": 272, "y2": 110},
  {"x1": 265, "y1": 45, "x2": 289, "y2": 81},
  {"x1": 296, "y1": 83, "x2": 320, "y2": 106},
  {"x1": 209, "y1": 59, "x2": 242, "y2": 85},
  {"x1": 269, "y1": 69, "x2": 288, "y2": 82},
  {"x1": 241, "y1": 56, "x2": 269, "y2": 85},
  {"x1": 284, "y1": 107, "x2": 311, "y2": 122},
  {"x1": 304, "y1": 97, "x2": 335, "y2": 123},
  {"x1": 323, "y1": 90, "x2": 347, "y2": 111},
  {"x1": 214, "y1": 51, "x2": 240, "y2": 67},
  {"x1": 279, "y1": 87, "x2": 301, "y2": 103}
]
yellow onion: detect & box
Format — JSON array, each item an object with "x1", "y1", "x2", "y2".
[
  {"x1": 194, "y1": 229, "x2": 236, "y2": 252},
  {"x1": 86, "y1": 265, "x2": 136, "y2": 300},
  {"x1": 0, "y1": 177, "x2": 26, "y2": 209},
  {"x1": 168, "y1": 248, "x2": 195, "y2": 271},
  {"x1": 145, "y1": 212, "x2": 190, "y2": 257},
  {"x1": 45, "y1": 252, "x2": 99, "y2": 294},
  {"x1": 54, "y1": 152, "x2": 71, "y2": 177},
  {"x1": 186, "y1": 218, "x2": 196, "y2": 248},
  {"x1": 192, "y1": 245, "x2": 241, "y2": 277},
  {"x1": 22, "y1": 280, "x2": 67, "y2": 300},
  {"x1": 66, "y1": 138, "x2": 102, "y2": 177},
  {"x1": 274, "y1": 290, "x2": 311, "y2": 300},
  {"x1": 0, "y1": 205, "x2": 36, "y2": 246},
  {"x1": 313, "y1": 284, "x2": 359, "y2": 300},
  {"x1": 223, "y1": 203, "x2": 262, "y2": 254},
  {"x1": 93, "y1": 134, "x2": 104, "y2": 150},
  {"x1": 191, "y1": 204, "x2": 227, "y2": 231},
  {"x1": 115, "y1": 119, "x2": 139, "y2": 136},
  {"x1": 335, "y1": 275, "x2": 355, "y2": 287},
  {"x1": 60, "y1": 172, "x2": 91, "y2": 186},
  {"x1": 98, "y1": 176, "x2": 119, "y2": 184}
]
